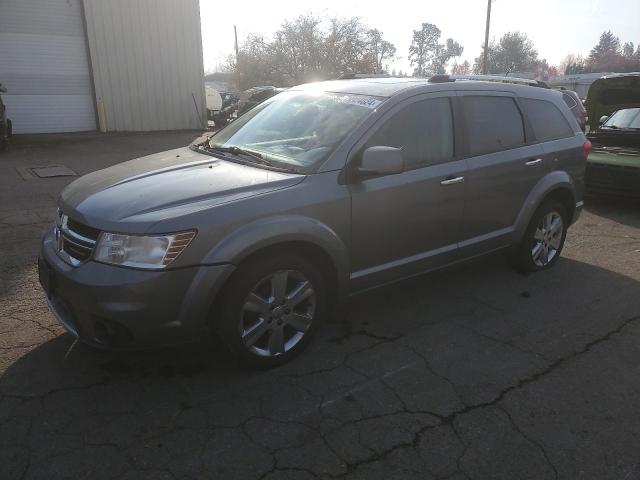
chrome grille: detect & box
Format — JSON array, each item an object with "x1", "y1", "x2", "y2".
[{"x1": 55, "y1": 210, "x2": 100, "y2": 266}]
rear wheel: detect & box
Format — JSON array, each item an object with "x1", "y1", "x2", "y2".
[
  {"x1": 511, "y1": 199, "x2": 568, "y2": 273},
  {"x1": 215, "y1": 254, "x2": 326, "y2": 368}
]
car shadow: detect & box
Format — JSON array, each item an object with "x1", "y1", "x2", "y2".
[
  {"x1": 2, "y1": 255, "x2": 638, "y2": 396},
  {"x1": 585, "y1": 195, "x2": 640, "y2": 228}
]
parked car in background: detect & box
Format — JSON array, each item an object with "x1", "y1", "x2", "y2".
[
  {"x1": 585, "y1": 74, "x2": 640, "y2": 198},
  {"x1": 0, "y1": 84, "x2": 12, "y2": 151},
  {"x1": 237, "y1": 86, "x2": 285, "y2": 116},
  {"x1": 586, "y1": 108, "x2": 640, "y2": 198},
  {"x1": 211, "y1": 92, "x2": 239, "y2": 128},
  {"x1": 39, "y1": 77, "x2": 588, "y2": 367},
  {"x1": 559, "y1": 90, "x2": 587, "y2": 131}
]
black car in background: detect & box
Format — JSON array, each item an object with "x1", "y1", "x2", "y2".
[
  {"x1": 210, "y1": 92, "x2": 240, "y2": 128},
  {"x1": 237, "y1": 86, "x2": 285, "y2": 116},
  {"x1": 0, "y1": 84, "x2": 12, "y2": 151},
  {"x1": 586, "y1": 108, "x2": 640, "y2": 199}
]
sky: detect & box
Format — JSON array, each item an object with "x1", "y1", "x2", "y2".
[{"x1": 200, "y1": 0, "x2": 640, "y2": 74}]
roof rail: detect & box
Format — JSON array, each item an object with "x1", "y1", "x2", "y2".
[{"x1": 450, "y1": 74, "x2": 549, "y2": 88}]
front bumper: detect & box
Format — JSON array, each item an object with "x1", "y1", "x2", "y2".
[{"x1": 39, "y1": 228, "x2": 235, "y2": 349}]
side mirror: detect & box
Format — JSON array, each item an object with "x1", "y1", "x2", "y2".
[
  {"x1": 0, "y1": 85, "x2": 7, "y2": 94},
  {"x1": 599, "y1": 115, "x2": 609, "y2": 125},
  {"x1": 355, "y1": 146, "x2": 404, "y2": 179}
]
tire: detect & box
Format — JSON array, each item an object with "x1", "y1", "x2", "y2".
[
  {"x1": 511, "y1": 199, "x2": 568, "y2": 274},
  {"x1": 214, "y1": 253, "x2": 327, "y2": 368}
]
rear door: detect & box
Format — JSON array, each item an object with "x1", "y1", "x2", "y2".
[
  {"x1": 348, "y1": 93, "x2": 466, "y2": 291},
  {"x1": 458, "y1": 92, "x2": 545, "y2": 257},
  {"x1": 519, "y1": 96, "x2": 584, "y2": 196}
]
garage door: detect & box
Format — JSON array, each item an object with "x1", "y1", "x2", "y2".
[{"x1": 0, "y1": 0, "x2": 96, "y2": 133}]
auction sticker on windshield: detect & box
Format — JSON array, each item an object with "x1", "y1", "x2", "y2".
[{"x1": 332, "y1": 94, "x2": 382, "y2": 109}]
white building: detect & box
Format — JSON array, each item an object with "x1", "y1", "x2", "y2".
[{"x1": 0, "y1": 0, "x2": 206, "y2": 134}]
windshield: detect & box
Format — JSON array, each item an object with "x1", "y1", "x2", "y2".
[
  {"x1": 207, "y1": 90, "x2": 382, "y2": 171},
  {"x1": 603, "y1": 108, "x2": 640, "y2": 129}
]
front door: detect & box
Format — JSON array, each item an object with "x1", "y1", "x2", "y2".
[{"x1": 349, "y1": 94, "x2": 466, "y2": 291}]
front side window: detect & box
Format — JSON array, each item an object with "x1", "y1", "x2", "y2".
[
  {"x1": 209, "y1": 90, "x2": 381, "y2": 172},
  {"x1": 463, "y1": 96, "x2": 525, "y2": 156},
  {"x1": 521, "y1": 98, "x2": 575, "y2": 142},
  {"x1": 365, "y1": 97, "x2": 454, "y2": 170}
]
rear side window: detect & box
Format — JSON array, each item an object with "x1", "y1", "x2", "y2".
[
  {"x1": 462, "y1": 96, "x2": 525, "y2": 156},
  {"x1": 365, "y1": 97, "x2": 454, "y2": 169},
  {"x1": 561, "y1": 92, "x2": 577, "y2": 109},
  {"x1": 521, "y1": 98, "x2": 574, "y2": 142}
]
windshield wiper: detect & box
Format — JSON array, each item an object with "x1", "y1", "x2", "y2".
[
  {"x1": 207, "y1": 144, "x2": 265, "y2": 161},
  {"x1": 204, "y1": 143, "x2": 303, "y2": 173}
]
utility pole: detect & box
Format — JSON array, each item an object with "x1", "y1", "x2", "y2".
[
  {"x1": 234, "y1": 25, "x2": 240, "y2": 90},
  {"x1": 482, "y1": 0, "x2": 492, "y2": 74}
]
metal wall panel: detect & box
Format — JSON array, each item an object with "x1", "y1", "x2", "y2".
[
  {"x1": 0, "y1": 0, "x2": 96, "y2": 133},
  {"x1": 82, "y1": 0, "x2": 206, "y2": 132}
]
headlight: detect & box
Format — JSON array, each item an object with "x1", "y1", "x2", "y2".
[{"x1": 94, "y1": 231, "x2": 196, "y2": 269}]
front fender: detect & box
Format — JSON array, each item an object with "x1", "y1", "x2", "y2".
[
  {"x1": 513, "y1": 171, "x2": 576, "y2": 243},
  {"x1": 202, "y1": 215, "x2": 351, "y2": 297}
]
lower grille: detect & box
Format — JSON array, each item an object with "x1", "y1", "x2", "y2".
[{"x1": 55, "y1": 210, "x2": 100, "y2": 266}]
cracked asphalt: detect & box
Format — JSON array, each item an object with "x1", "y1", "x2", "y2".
[{"x1": 1, "y1": 132, "x2": 640, "y2": 480}]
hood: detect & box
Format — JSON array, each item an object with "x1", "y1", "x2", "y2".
[
  {"x1": 59, "y1": 146, "x2": 304, "y2": 233},
  {"x1": 586, "y1": 74, "x2": 640, "y2": 131}
]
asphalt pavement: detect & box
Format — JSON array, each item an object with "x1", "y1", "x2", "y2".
[{"x1": 1, "y1": 132, "x2": 639, "y2": 480}]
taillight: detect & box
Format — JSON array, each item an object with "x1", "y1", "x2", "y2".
[{"x1": 583, "y1": 139, "x2": 592, "y2": 159}]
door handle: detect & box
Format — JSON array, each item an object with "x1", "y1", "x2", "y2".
[
  {"x1": 525, "y1": 158, "x2": 543, "y2": 166},
  {"x1": 440, "y1": 176, "x2": 465, "y2": 185}
]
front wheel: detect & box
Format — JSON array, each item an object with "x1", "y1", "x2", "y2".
[
  {"x1": 214, "y1": 254, "x2": 326, "y2": 368},
  {"x1": 511, "y1": 199, "x2": 568, "y2": 273}
]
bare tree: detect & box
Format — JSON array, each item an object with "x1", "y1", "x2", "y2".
[
  {"x1": 324, "y1": 17, "x2": 370, "y2": 77},
  {"x1": 269, "y1": 15, "x2": 325, "y2": 84},
  {"x1": 558, "y1": 54, "x2": 585, "y2": 75},
  {"x1": 451, "y1": 60, "x2": 471, "y2": 75},
  {"x1": 232, "y1": 15, "x2": 397, "y2": 88}
]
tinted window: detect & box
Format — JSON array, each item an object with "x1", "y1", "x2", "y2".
[
  {"x1": 521, "y1": 98, "x2": 574, "y2": 142},
  {"x1": 366, "y1": 97, "x2": 454, "y2": 169},
  {"x1": 463, "y1": 96, "x2": 525, "y2": 156}
]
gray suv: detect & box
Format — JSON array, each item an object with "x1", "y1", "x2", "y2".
[{"x1": 39, "y1": 77, "x2": 589, "y2": 367}]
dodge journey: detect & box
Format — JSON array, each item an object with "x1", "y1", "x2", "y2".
[{"x1": 39, "y1": 76, "x2": 590, "y2": 367}]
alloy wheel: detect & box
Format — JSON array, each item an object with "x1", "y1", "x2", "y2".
[
  {"x1": 531, "y1": 211, "x2": 564, "y2": 267},
  {"x1": 239, "y1": 269, "x2": 316, "y2": 357}
]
